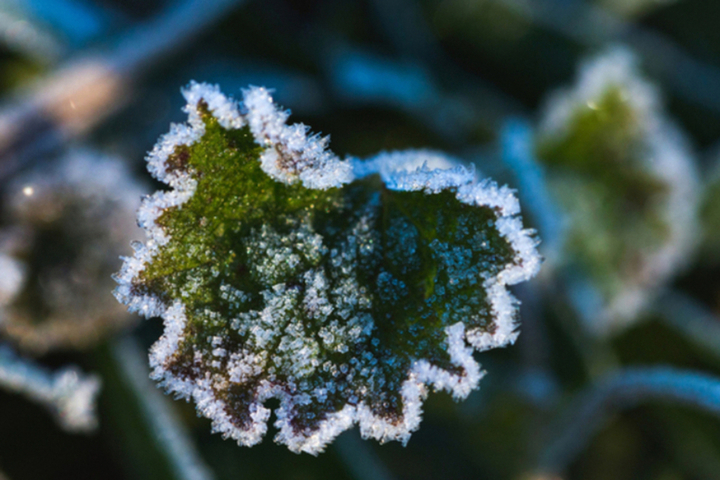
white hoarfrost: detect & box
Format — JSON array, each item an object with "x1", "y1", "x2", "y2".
[
  {"x1": 116, "y1": 83, "x2": 540, "y2": 454},
  {"x1": 356, "y1": 151, "x2": 541, "y2": 351},
  {"x1": 272, "y1": 323, "x2": 486, "y2": 454},
  {"x1": 353, "y1": 149, "x2": 465, "y2": 180},
  {"x1": 539, "y1": 46, "x2": 699, "y2": 334},
  {"x1": 243, "y1": 86, "x2": 354, "y2": 189}
]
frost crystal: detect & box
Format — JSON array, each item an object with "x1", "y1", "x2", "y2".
[
  {"x1": 537, "y1": 47, "x2": 699, "y2": 333},
  {"x1": 115, "y1": 82, "x2": 540, "y2": 454},
  {"x1": 0, "y1": 150, "x2": 145, "y2": 354}
]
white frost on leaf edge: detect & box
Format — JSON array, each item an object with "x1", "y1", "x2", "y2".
[
  {"x1": 116, "y1": 81, "x2": 353, "y2": 312},
  {"x1": 242, "y1": 86, "x2": 354, "y2": 189},
  {"x1": 353, "y1": 149, "x2": 465, "y2": 180},
  {"x1": 538, "y1": 47, "x2": 699, "y2": 334},
  {"x1": 146, "y1": 300, "x2": 490, "y2": 454},
  {"x1": 272, "y1": 322, "x2": 486, "y2": 454},
  {"x1": 595, "y1": 120, "x2": 699, "y2": 334},
  {"x1": 356, "y1": 150, "x2": 542, "y2": 351},
  {"x1": 538, "y1": 46, "x2": 658, "y2": 139},
  {"x1": 115, "y1": 85, "x2": 541, "y2": 454}
]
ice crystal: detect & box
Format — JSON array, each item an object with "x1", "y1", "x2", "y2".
[
  {"x1": 115, "y1": 82, "x2": 540, "y2": 454},
  {"x1": 536, "y1": 47, "x2": 699, "y2": 334},
  {"x1": 0, "y1": 150, "x2": 144, "y2": 353}
]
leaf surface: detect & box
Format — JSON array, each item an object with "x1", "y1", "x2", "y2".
[{"x1": 115, "y1": 83, "x2": 540, "y2": 454}]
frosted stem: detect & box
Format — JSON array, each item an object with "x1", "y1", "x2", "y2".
[
  {"x1": 0, "y1": 5, "x2": 64, "y2": 63},
  {"x1": 538, "y1": 367, "x2": 720, "y2": 474},
  {"x1": 334, "y1": 431, "x2": 398, "y2": 480},
  {"x1": 111, "y1": 336, "x2": 216, "y2": 480},
  {"x1": 0, "y1": 0, "x2": 246, "y2": 179},
  {"x1": 111, "y1": 0, "x2": 245, "y2": 76},
  {"x1": 0, "y1": 344, "x2": 100, "y2": 432}
]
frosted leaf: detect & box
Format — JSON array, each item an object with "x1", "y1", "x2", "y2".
[
  {"x1": 536, "y1": 47, "x2": 699, "y2": 334},
  {"x1": 352, "y1": 149, "x2": 465, "y2": 180},
  {"x1": 115, "y1": 83, "x2": 540, "y2": 454},
  {"x1": 242, "y1": 85, "x2": 354, "y2": 189},
  {"x1": 0, "y1": 150, "x2": 145, "y2": 354}
]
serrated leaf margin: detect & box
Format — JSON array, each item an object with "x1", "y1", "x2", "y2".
[{"x1": 114, "y1": 83, "x2": 542, "y2": 453}]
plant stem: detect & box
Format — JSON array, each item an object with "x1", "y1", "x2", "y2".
[
  {"x1": 111, "y1": 336, "x2": 215, "y2": 480},
  {"x1": 0, "y1": 0, "x2": 246, "y2": 180},
  {"x1": 538, "y1": 367, "x2": 720, "y2": 475},
  {"x1": 500, "y1": 118, "x2": 565, "y2": 264},
  {"x1": 334, "y1": 431, "x2": 397, "y2": 480}
]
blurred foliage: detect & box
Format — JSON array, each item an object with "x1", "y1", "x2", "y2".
[{"x1": 2, "y1": 0, "x2": 720, "y2": 480}]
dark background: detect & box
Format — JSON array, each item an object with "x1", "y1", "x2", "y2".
[{"x1": 1, "y1": 1, "x2": 720, "y2": 479}]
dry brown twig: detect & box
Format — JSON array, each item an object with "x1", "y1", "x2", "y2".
[{"x1": 0, "y1": 0, "x2": 245, "y2": 180}]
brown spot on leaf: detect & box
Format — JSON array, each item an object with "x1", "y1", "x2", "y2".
[
  {"x1": 223, "y1": 382, "x2": 262, "y2": 430},
  {"x1": 166, "y1": 146, "x2": 191, "y2": 175}
]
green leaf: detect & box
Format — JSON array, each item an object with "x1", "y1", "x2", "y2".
[
  {"x1": 114, "y1": 82, "x2": 540, "y2": 454},
  {"x1": 536, "y1": 48, "x2": 699, "y2": 333}
]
